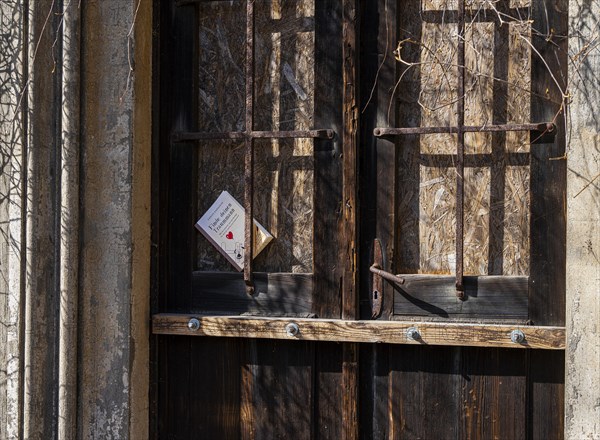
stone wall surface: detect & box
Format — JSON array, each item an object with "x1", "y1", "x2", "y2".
[{"x1": 566, "y1": 1, "x2": 600, "y2": 438}]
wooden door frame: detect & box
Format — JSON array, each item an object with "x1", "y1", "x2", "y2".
[{"x1": 131, "y1": 0, "x2": 153, "y2": 438}]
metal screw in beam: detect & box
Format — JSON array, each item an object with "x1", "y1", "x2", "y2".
[
  {"x1": 406, "y1": 327, "x2": 420, "y2": 341},
  {"x1": 510, "y1": 329, "x2": 525, "y2": 343},
  {"x1": 188, "y1": 318, "x2": 200, "y2": 331},
  {"x1": 285, "y1": 322, "x2": 300, "y2": 337}
]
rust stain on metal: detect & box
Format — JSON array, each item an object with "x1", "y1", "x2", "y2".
[{"x1": 243, "y1": 0, "x2": 256, "y2": 295}]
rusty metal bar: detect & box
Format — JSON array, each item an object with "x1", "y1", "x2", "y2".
[
  {"x1": 244, "y1": 0, "x2": 255, "y2": 295},
  {"x1": 369, "y1": 265, "x2": 406, "y2": 286},
  {"x1": 173, "y1": 129, "x2": 335, "y2": 142},
  {"x1": 455, "y1": 0, "x2": 466, "y2": 299},
  {"x1": 373, "y1": 122, "x2": 555, "y2": 137},
  {"x1": 253, "y1": 129, "x2": 334, "y2": 139},
  {"x1": 176, "y1": 0, "x2": 237, "y2": 5}
]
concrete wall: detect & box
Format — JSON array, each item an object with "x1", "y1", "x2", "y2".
[
  {"x1": 0, "y1": 0, "x2": 597, "y2": 438},
  {"x1": 0, "y1": 2, "x2": 26, "y2": 438},
  {"x1": 0, "y1": 0, "x2": 151, "y2": 438},
  {"x1": 566, "y1": 1, "x2": 600, "y2": 438}
]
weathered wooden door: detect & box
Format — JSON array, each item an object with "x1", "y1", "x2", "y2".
[{"x1": 152, "y1": 1, "x2": 567, "y2": 438}]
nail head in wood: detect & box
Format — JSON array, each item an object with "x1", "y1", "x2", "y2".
[
  {"x1": 511, "y1": 329, "x2": 525, "y2": 344},
  {"x1": 187, "y1": 318, "x2": 200, "y2": 331},
  {"x1": 285, "y1": 322, "x2": 300, "y2": 337}
]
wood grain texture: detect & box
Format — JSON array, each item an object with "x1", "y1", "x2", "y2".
[
  {"x1": 314, "y1": 343, "x2": 344, "y2": 440},
  {"x1": 393, "y1": 275, "x2": 529, "y2": 319},
  {"x1": 359, "y1": 344, "x2": 390, "y2": 440},
  {"x1": 242, "y1": 340, "x2": 315, "y2": 440},
  {"x1": 359, "y1": 0, "x2": 398, "y2": 321},
  {"x1": 156, "y1": 336, "x2": 191, "y2": 439},
  {"x1": 529, "y1": 0, "x2": 568, "y2": 326},
  {"x1": 342, "y1": 4, "x2": 360, "y2": 439},
  {"x1": 188, "y1": 271, "x2": 313, "y2": 315},
  {"x1": 342, "y1": 343, "x2": 359, "y2": 440},
  {"x1": 342, "y1": 0, "x2": 359, "y2": 321},
  {"x1": 528, "y1": 350, "x2": 565, "y2": 440},
  {"x1": 189, "y1": 337, "x2": 240, "y2": 440},
  {"x1": 152, "y1": 314, "x2": 565, "y2": 349},
  {"x1": 460, "y1": 348, "x2": 528, "y2": 440},
  {"x1": 241, "y1": 339, "x2": 256, "y2": 440},
  {"x1": 389, "y1": 345, "x2": 461, "y2": 440},
  {"x1": 313, "y1": 0, "x2": 343, "y2": 320}
]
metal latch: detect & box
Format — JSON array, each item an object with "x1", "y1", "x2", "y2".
[{"x1": 370, "y1": 239, "x2": 406, "y2": 318}]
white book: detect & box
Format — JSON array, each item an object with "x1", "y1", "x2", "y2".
[{"x1": 195, "y1": 191, "x2": 273, "y2": 271}]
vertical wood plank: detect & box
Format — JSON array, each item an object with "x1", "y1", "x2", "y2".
[
  {"x1": 188, "y1": 338, "x2": 240, "y2": 440},
  {"x1": 314, "y1": 0, "x2": 344, "y2": 320},
  {"x1": 342, "y1": 343, "x2": 359, "y2": 440},
  {"x1": 359, "y1": 344, "x2": 390, "y2": 440},
  {"x1": 314, "y1": 343, "x2": 344, "y2": 440},
  {"x1": 395, "y1": 0, "x2": 422, "y2": 275},
  {"x1": 240, "y1": 339, "x2": 257, "y2": 440},
  {"x1": 154, "y1": 1, "x2": 197, "y2": 437},
  {"x1": 359, "y1": 0, "x2": 398, "y2": 321},
  {"x1": 529, "y1": 0, "x2": 568, "y2": 326},
  {"x1": 244, "y1": 340, "x2": 314, "y2": 440},
  {"x1": 157, "y1": 336, "x2": 191, "y2": 439},
  {"x1": 358, "y1": 3, "x2": 394, "y2": 437},
  {"x1": 460, "y1": 348, "x2": 528, "y2": 440},
  {"x1": 158, "y1": 0, "x2": 198, "y2": 312},
  {"x1": 389, "y1": 345, "x2": 461, "y2": 440},
  {"x1": 342, "y1": 2, "x2": 360, "y2": 438},
  {"x1": 342, "y1": 0, "x2": 359, "y2": 321},
  {"x1": 528, "y1": 350, "x2": 564, "y2": 440}
]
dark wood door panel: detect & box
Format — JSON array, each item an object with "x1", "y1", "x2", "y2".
[
  {"x1": 157, "y1": 339, "x2": 564, "y2": 440},
  {"x1": 156, "y1": 337, "x2": 345, "y2": 440},
  {"x1": 359, "y1": 345, "x2": 564, "y2": 440},
  {"x1": 189, "y1": 272, "x2": 314, "y2": 316},
  {"x1": 393, "y1": 275, "x2": 529, "y2": 321}
]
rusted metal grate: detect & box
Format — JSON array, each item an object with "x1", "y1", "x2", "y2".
[
  {"x1": 372, "y1": 0, "x2": 556, "y2": 299},
  {"x1": 175, "y1": 0, "x2": 334, "y2": 295}
]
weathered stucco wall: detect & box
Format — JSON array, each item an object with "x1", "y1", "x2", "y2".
[
  {"x1": 0, "y1": 0, "x2": 150, "y2": 439},
  {"x1": 79, "y1": 0, "x2": 135, "y2": 438},
  {"x1": 0, "y1": 1, "x2": 25, "y2": 438},
  {"x1": 566, "y1": 1, "x2": 600, "y2": 438}
]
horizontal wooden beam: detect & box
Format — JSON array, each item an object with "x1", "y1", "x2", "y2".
[{"x1": 152, "y1": 314, "x2": 565, "y2": 350}]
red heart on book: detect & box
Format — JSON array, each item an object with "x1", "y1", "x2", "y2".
[{"x1": 226, "y1": 231, "x2": 233, "y2": 239}]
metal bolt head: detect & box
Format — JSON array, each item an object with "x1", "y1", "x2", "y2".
[
  {"x1": 406, "y1": 327, "x2": 420, "y2": 341},
  {"x1": 510, "y1": 329, "x2": 525, "y2": 343},
  {"x1": 188, "y1": 318, "x2": 200, "y2": 331},
  {"x1": 285, "y1": 322, "x2": 300, "y2": 337}
]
